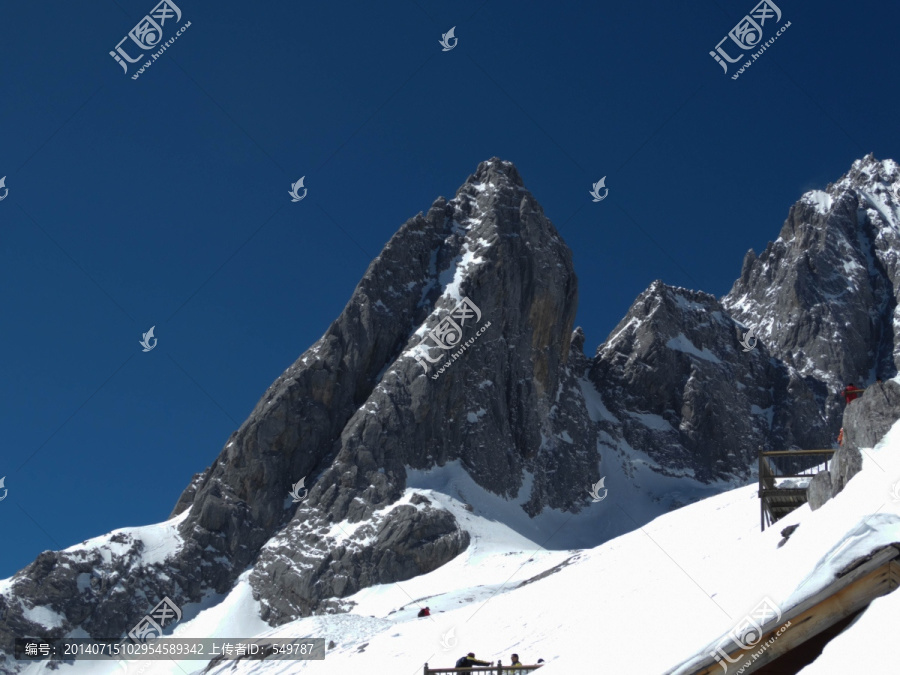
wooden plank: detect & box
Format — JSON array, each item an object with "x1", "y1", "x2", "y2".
[
  {"x1": 761, "y1": 450, "x2": 835, "y2": 457},
  {"x1": 425, "y1": 667, "x2": 544, "y2": 673},
  {"x1": 760, "y1": 453, "x2": 764, "y2": 531},
  {"x1": 888, "y1": 559, "x2": 900, "y2": 591},
  {"x1": 766, "y1": 473, "x2": 823, "y2": 478}
]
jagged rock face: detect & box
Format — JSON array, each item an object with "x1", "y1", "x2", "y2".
[
  {"x1": 0, "y1": 539, "x2": 150, "y2": 645},
  {"x1": 808, "y1": 380, "x2": 900, "y2": 510},
  {"x1": 588, "y1": 283, "x2": 831, "y2": 482},
  {"x1": 248, "y1": 159, "x2": 598, "y2": 622},
  {"x1": 832, "y1": 380, "x2": 900, "y2": 496},
  {"x1": 843, "y1": 380, "x2": 900, "y2": 453},
  {"x1": 0, "y1": 515, "x2": 199, "y2": 667},
  {"x1": 724, "y1": 156, "x2": 900, "y2": 411}
]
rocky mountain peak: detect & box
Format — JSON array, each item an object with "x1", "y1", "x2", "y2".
[
  {"x1": 830, "y1": 153, "x2": 900, "y2": 195},
  {"x1": 724, "y1": 155, "x2": 900, "y2": 405},
  {"x1": 589, "y1": 278, "x2": 831, "y2": 482},
  {"x1": 464, "y1": 156, "x2": 525, "y2": 190}
]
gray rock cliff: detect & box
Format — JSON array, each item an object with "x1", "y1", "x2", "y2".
[
  {"x1": 808, "y1": 380, "x2": 900, "y2": 510},
  {"x1": 724, "y1": 155, "x2": 900, "y2": 413},
  {"x1": 589, "y1": 283, "x2": 830, "y2": 482}
]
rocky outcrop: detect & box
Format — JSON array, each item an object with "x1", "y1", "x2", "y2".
[
  {"x1": 829, "y1": 444, "x2": 863, "y2": 500},
  {"x1": 807, "y1": 471, "x2": 833, "y2": 511},
  {"x1": 808, "y1": 380, "x2": 900, "y2": 510},
  {"x1": 833, "y1": 380, "x2": 900, "y2": 495},
  {"x1": 253, "y1": 497, "x2": 471, "y2": 621},
  {"x1": 843, "y1": 380, "x2": 900, "y2": 452},
  {"x1": 589, "y1": 283, "x2": 831, "y2": 482}
]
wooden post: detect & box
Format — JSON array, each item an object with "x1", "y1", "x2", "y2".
[
  {"x1": 424, "y1": 662, "x2": 429, "y2": 675},
  {"x1": 759, "y1": 447, "x2": 765, "y2": 532}
]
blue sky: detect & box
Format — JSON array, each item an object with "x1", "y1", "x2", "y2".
[{"x1": 1, "y1": 0, "x2": 898, "y2": 577}]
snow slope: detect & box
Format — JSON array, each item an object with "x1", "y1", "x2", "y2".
[{"x1": 11, "y1": 423, "x2": 900, "y2": 675}]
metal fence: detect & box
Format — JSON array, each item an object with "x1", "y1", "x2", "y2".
[{"x1": 424, "y1": 664, "x2": 544, "y2": 674}]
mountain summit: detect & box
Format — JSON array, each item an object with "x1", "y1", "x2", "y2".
[
  {"x1": 725, "y1": 155, "x2": 900, "y2": 396},
  {"x1": 4, "y1": 157, "x2": 892, "y2": 663}
]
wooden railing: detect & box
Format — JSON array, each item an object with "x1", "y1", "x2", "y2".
[
  {"x1": 759, "y1": 449, "x2": 835, "y2": 531},
  {"x1": 424, "y1": 665, "x2": 544, "y2": 674}
]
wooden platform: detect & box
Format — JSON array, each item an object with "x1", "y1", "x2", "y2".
[{"x1": 759, "y1": 449, "x2": 835, "y2": 531}]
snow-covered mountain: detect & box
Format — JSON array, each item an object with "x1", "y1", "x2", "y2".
[
  {"x1": 4, "y1": 156, "x2": 900, "y2": 673},
  {"x1": 7, "y1": 396, "x2": 900, "y2": 675}
]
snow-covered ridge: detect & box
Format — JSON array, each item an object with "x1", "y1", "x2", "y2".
[
  {"x1": 808, "y1": 154, "x2": 900, "y2": 221},
  {"x1": 0, "y1": 508, "x2": 191, "y2": 614},
  {"x1": 803, "y1": 189, "x2": 832, "y2": 215}
]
